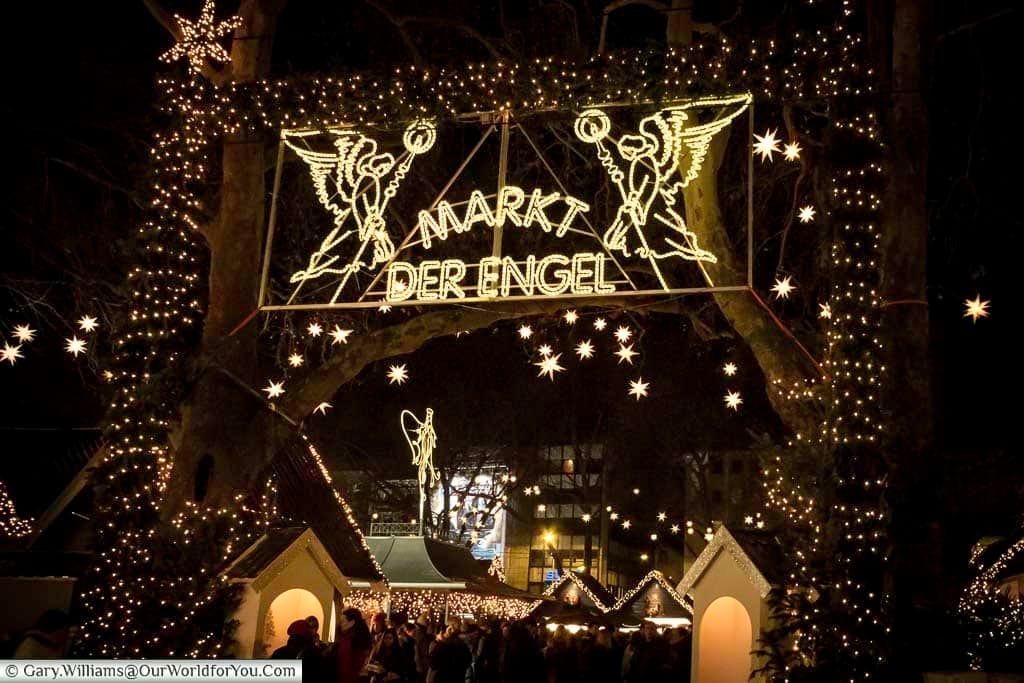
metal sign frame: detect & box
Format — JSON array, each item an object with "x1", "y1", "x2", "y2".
[{"x1": 258, "y1": 96, "x2": 754, "y2": 311}]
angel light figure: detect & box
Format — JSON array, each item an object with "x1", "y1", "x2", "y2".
[
  {"x1": 574, "y1": 95, "x2": 750, "y2": 289},
  {"x1": 401, "y1": 408, "x2": 440, "y2": 533},
  {"x1": 284, "y1": 119, "x2": 437, "y2": 303}
]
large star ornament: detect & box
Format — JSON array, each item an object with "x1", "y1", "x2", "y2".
[
  {"x1": 1, "y1": 343, "x2": 23, "y2": 365},
  {"x1": 628, "y1": 377, "x2": 649, "y2": 400},
  {"x1": 534, "y1": 353, "x2": 566, "y2": 381},
  {"x1": 754, "y1": 129, "x2": 782, "y2": 162},
  {"x1": 160, "y1": 0, "x2": 243, "y2": 74},
  {"x1": 963, "y1": 295, "x2": 990, "y2": 323}
]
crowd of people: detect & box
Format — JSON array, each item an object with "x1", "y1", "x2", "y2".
[{"x1": 272, "y1": 609, "x2": 692, "y2": 683}]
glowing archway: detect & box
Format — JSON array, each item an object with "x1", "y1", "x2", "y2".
[
  {"x1": 697, "y1": 596, "x2": 752, "y2": 683},
  {"x1": 265, "y1": 588, "x2": 324, "y2": 653}
]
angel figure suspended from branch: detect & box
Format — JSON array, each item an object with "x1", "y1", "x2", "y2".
[
  {"x1": 574, "y1": 94, "x2": 751, "y2": 289},
  {"x1": 283, "y1": 119, "x2": 437, "y2": 303},
  {"x1": 401, "y1": 408, "x2": 440, "y2": 535}
]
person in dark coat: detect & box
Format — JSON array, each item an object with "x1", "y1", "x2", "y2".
[
  {"x1": 500, "y1": 622, "x2": 544, "y2": 683},
  {"x1": 544, "y1": 626, "x2": 577, "y2": 683},
  {"x1": 626, "y1": 622, "x2": 671, "y2": 683},
  {"x1": 428, "y1": 625, "x2": 472, "y2": 683},
  {"x1": 271, "y1": 618, "x2": 321, "y2": 678}
]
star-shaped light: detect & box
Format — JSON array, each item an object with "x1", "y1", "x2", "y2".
[
  {"x1": 534, "y1": 353, "x2": 565, "y2": 381},
  {"x1": 819, "y1": 303, "x2": 832, "y2": 319},
  {"x1": 378, "y1": 304, "x2": 392, "y2": 313},
  {"x1": 65, "y1": 336, "x2": 87, "y2": 357},
  {"x1": 628, "y1": 377, "x2": 649, "y2": 400},
  {"x1": 753, "y1": 128, "x2": 782, "y2": 162},
  {"x1": 771, "y1": 276, "x2": 795, "y2": 299},
  {"x1": 593, "y1": 317, "x2": 607, "y2": 331},
  {"x1": 288, "y1": 353, "x2": 304, "y2": 368},
  {"x1": 13, "y1": 325, "x2": 35, "y2": 343},
  {"x1": 610, "y1": 512, "x2": 619, "y2": 521},
  {"x1": 262, "y1": 380, "x2": 285, "y2": 399},
  {"x1": 575, "y1": 340, "x2": 595, "y2": 360},
  {"x1": 724, "y1": 390, "x2": 743, "y2": 411},
  {"x1": 622, "y1": 519, "x2": 632, "y2": 530},
  {"x1": 160, "y1": 0, "x2": 242, "y2": 74},
  {"x1": 314, "y1": 402, "x2": 332, "y2": 415},
  {"x1": 78, "y1": 315, "x2": 99, "y2": 333},
  {"x1": 798, "y1": 205, "x2": 816, "y2": 223},
  {"x1": 537, "y1": 344, "x2": 553, "y2": 357},
  {"x1": 756, "y1": 519, "x2": 766, "y2": 529},
  {"x1": 964, "y1": 295, "x2": 991, "y2": 323},
  {"x1": 307, "y1": 322, "x2": 323, "y2": 338},
  {"x1": 564, "y1": 310, "x2": 578, "y2": 325},
  {"x1": 518, "y1": 324, "x2": 533, "y2": 340},
  {"x1": 330, "y1": 326, "x2": 353, "y2": 345},
  {"x1": 744, "y1": 515, "x2": 755, "y2": 525},
  {"x1": 614, "y1": 326, "x2": 633, "y2": 343},
  {"x1": 723, "y1": 362, "x2": 738, "y2": 377},
  {"x1": 657, "y1": 512, "x2": 667, "y2": 522},
  {"x1": 1, "y1": 343, "x2": 23, "y2": 365},
  {"x1": 581, "y1": 513, "x2": 592, "y2": 523},
  {"x1": 615, "y1": 344, "x2": 638, "y2": 365},
  {"x1": 670, "y1": 524, "x2": 680, "y2": 534},
  {"x1": 387, "y1": 364, "x2": 409, "y2": 385},
  {"x1": 784, "y1": 141, "x2": 802, "y2": 161},
  {"x1": 102, "y1": 370, "x2": 114, "y2": 382}
]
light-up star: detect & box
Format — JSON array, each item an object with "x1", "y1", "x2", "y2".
[
  {"x1": 744, "y1": 515, "x2": 755, "y2": 525},
  {"x1": 819, "y1": 303, "x2": 832, "y2": 319},
  {"x1": 657, "y1": 512, "x2": 667, "y2": 522},
  {"x1": 262, "y1": 380, "x2": 285, "y2": 399},
  {"x1": 753, "y1": 129, "x2": 782, "y2": 162},
  {"x1": 628, "y1": 377, "x2": 649, "y2": 400},
  {"x1": 593, "y1": 317, "x2": 607, "y2": 331},
  {"x1": 13, "y1": 325, "x2": 35, "y2": 343},
  {"x1": 756, "y1": 519, "x2": 766, "y2": 529},
  {"x1": 622, "y1": 520, "x2": 632, "y2": 530},
  {"x1": 771, "y1": 276, "x2": 795, "y2": 299},
  {"x1": 330, "y1": 326, "x2": 353, "y2": 345},
  {"x1": 307, "y1": 322, "x2": 323, "y2": 338},
  {"x1": 724, "y1": 390, "x2": 743, "y2": 411},
  {"x1": 78, "y1": 315, "x2": 99, "y2": 333},
  {"x1": 288, "y1": 353, "x2": 304, "y2": 368},
  {"x1": 564, "y1": 310, "x2": 578, "y2": 325},
  {"x1": 581, "y1": 513, "x2": 592, "y2": 523},
  {"x1": 964, "y1": 295, "x2": 991, "y2": 323},
  {"x1": 723, "y1": 362, "x2": 738, "y2": 377},
  {"x1": 614, "y1": 326, "x2": 633, "y2": 343},
  {"x1": 537, "y1": 344, "x2": 553, "y2": 357},
  {"x1": 610, "y1": 512, "x2": 619, "y2": 521},
  {"x1": 102, "y1": 370, "x2": 114, "y2": 382},
  {"x1": 387, "y1": 364, "x2": 409, "y2": 385},
  {"x1": 670, "y1": 524, "x2": 680, "y2": 534},
  {"x1": 378, "y1": 304, "x2": 392, "y2": 313},
  {"x1": 160, "y1": 0, "x2": 243, "y2": 74},
  {"x1": 615, "y1": 344, "x2": 638, "y2": 365},
  {"x1": 575, "y1": 340, "x2": 595, "y2": 360},
  {"x1": 314, "y1": 402, "x2": 332, "y2": 415},
  {"x1": 518, "y1": 324, "x2": 533, "y2": 340},
  {"x1": 1, "y1": 343, "x2": 23, "y2": 365},
  {"x1": 784, "y1": 141, "x2": 802, "y2": 161},
  {"x1": 798, "y1": 205, "x2": 816, "y2": 223},
  {"x1": 534, "y1": 353, "x2": 566, "y2": 381},
  {"x1": 65, "y1": 336, "x2": 87, "y2": 357}
]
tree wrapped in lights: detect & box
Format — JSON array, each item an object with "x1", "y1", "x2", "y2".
[{"x1": 958, "y1": 530, "x2": 1024, "y2": 671}]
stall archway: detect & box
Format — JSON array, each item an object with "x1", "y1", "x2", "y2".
[{"x1": 697, "y1": 595, "x2": 752, "y2": 683}]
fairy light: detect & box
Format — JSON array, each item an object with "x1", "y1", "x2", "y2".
[
  {"x1": 159, "y1": 0, "x2": 242, "y2": 74},
  {"x1": 0, "y1": 481, "x2": 33, "y2": 539}
]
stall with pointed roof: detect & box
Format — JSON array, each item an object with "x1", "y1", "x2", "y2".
[
  {"x1": 675, "y1": 526, "x2": 784, "y2": 683},
  {"x1": 613, "y1": 570, "x2": 693, "y2": 628}
]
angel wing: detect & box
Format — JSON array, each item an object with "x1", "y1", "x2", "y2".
[
  {"x1": 283, "y1": 135, "x2": 351, "y2": 225},
  {"x1": 663, "y1": 93, "x2": 752, "y2": 189}
]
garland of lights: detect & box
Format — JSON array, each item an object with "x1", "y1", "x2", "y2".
[
  {"x1": 540, "y1": 570, "x2": 616, "y2": 612},
  {"x1": 0, "y1": 480, "x2": 33, "y2": 539},
  {"x1": 612, "y1": 570, "x2": 692, "y2": 615},
  {"x1": 346, "y1": 589, "x2": 532, "y2": 621},
  {"x1": 73, "y1": 0, "x2": 893, "y2": 673}
]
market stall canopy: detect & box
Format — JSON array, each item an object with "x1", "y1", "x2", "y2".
[
  {"x1": 613, "y1": 570, "x2": 693, "y2": 626},
  {"x1": 533, "y1": 570, "x2": 617, "y2": 614},
  {"x1": 354, "y1": 535, "x2": 533, "y2": 600}
]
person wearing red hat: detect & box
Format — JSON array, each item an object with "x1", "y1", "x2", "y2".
[{"x1": 272, "y1": 619, "x2": 316, "y2": 660}]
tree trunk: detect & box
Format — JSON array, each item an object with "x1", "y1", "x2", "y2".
[{"x1": 164, "y1": 0, "x2": 286, "y2": 515}]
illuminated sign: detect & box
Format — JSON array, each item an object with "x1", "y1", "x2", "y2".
[{"x1": 259, "y1": 94, "x2": 752, "y2": 310}]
